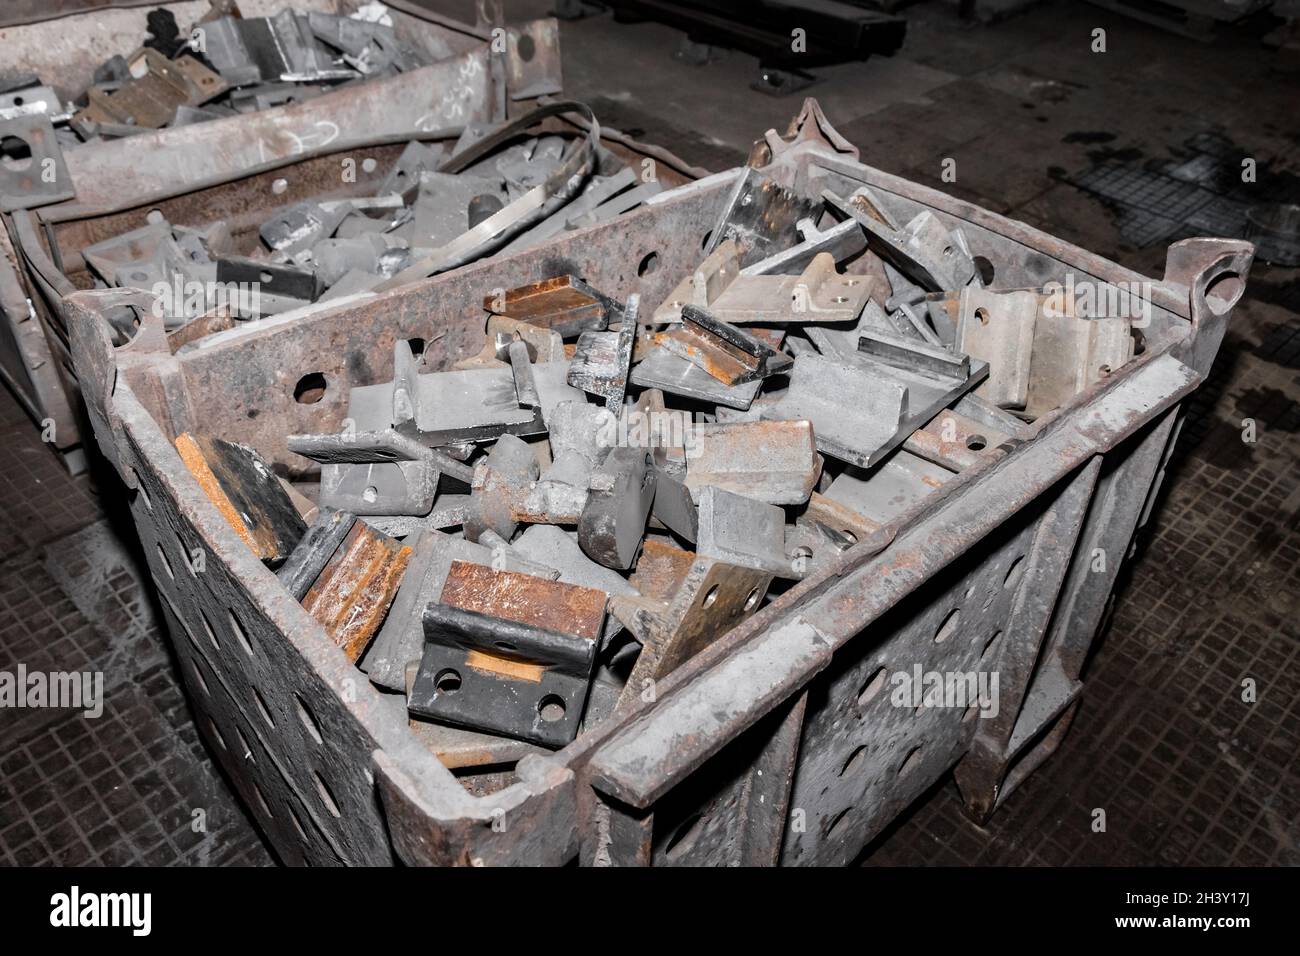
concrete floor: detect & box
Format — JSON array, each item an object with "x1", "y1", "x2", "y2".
[{"x1": 1, "y1": 0, "x2": 1297, "y2": 865}]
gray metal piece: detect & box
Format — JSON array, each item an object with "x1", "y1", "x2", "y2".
[
  {"x1": 705, "y1": 165, "x2": 819, "y2": 266},
  {"x1": 0, "y1": 85, "x2": 63, "y2": 122},
  {"x1": 654, "y1": 304, "x2": 792, "y2": 385},
  {"x1": 825, "y1": 448, "x2": 957, "y2": 527},
  {"x1": 363, "y1": 531, "x2": 539, "y2": 692},
  {"x1": 653, "y1": 239, "x2": 873, "y2": 326},
  {"x1": 0, "y1": 113, "x2": 74, "y2": 210},
  {"x1": 567, "y1": 294, "x2": 637, "y2": 408},
  {"x1": 651, "y1": 471, "x2": 698, "y2": 543},
  {"x1": 739, "y1": 216, "x2": 867, "y2": 277},
  {"x1": 629, "y1": 345, "x2": 765, "y2": 410},
  {"x1": 464, "y1": 433, "x2": 540, "y2": 542},
  {"x1": 825, "y1": 188, "x2": 976, "y2": 292},
  {"x1": 955, "y1": 287, "x2": 1038, "y2": 410},
  {"x1": 259, "y1": 201, "x2": 348, "y2": 254},
  {"x1": 696, "y1": 486, "x2": 793, "y2": 577},
  {"x1": 579, "y1": 447, "x2": 657, "y2": 569},
  {"x1": 411, "y1": 171, "x2": 506, "y2": 250},
  {"x1": 684, "y1": 421, "x2": 819, "y2": 505},
  {"x1": 508, "y1": 339, "x2": 541, "y2": 409},
  {"x1": 764, "y1": 334, "x2": 987, "y2": 468},
  {"x1": 277, "y1": 509, "x2": 358, "y2": 600}
]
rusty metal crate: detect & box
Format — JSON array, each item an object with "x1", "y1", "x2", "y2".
[
  {"x1": 65, "y1": 106, "x2": 1251, "y2": 866},
  {"x1": 0, "y1": 0, "x2": 567, "y2": 473}
]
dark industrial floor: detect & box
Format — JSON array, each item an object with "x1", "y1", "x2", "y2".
[{"x1": 2, "y1": 0, "x2": 1298, "y2": 866}]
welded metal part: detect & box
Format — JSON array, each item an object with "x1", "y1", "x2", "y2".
[
  {"x1": 75, "y1": 50, "x2": 229, "y2": 132},
  {"x1": 655, "y1": 304, "x2": 791, "y2": 386},
  {"x1": 278, "y1": 511, "x2": 359, "y2": 602},
  {"x1": 955, "y1": 287, "x2": 1037, "y2": 410},
  {"x1": 739, "y1": 216, "x2": 867, "y2": 277},
  {"x1": 824, "y1": 188, "x2": 976, "y2": 292},
  {"x1": 611, "y1": 541, "x2": 771, "y2": 712},
  {"x1": 0, "y1": 113, "x2": 74, "y2": 210},
  {"x1": 696, "y1": 486, "x2": 793, "y2": 577},
  {"x1": 175, "y1": 432, "x2": 306, "y2": 567},
  {"x1": 684, "y1": 420, "x2": 818, "y2": 505},
  {"x1": 630, "y1": 342, "x2": 765, "y2": 410},
  {"x1": 410, "y1": 561, "x2": 607, "y2": 747},
  {"x1": 903, "y1": 408, "x2": 1013, "y2": 473},
  {"x1": 654, "y1": 240, "x2": 872, "y2": 325},
  {"x1": 804, "y1": 297, "x2": 896, "y2": 360},
  {"x1": 405, "y1": 660, "x2": 549, "y2": 770},
  {"x1": 465, "y1": 433, "x2": 540, "y2": 542},
  {"x1": 488, "y1": 274, "x2": 612, "y2": 336},
  {"x1": 567, "y1": 294, "x2": 637, "y2": 407},
  {"x1": 704, "y1": 165, "x2": 818, "y2": 266},
  {"x1": 299, "y1": 518, "x2": 411, "y2": 663},
  {"x1": 216, "y1": 256, "x2": 321, "y2": 302},
  {"x1": 365, "y1": 529, "x2": 530, "y2": 692},
  {"x1": 764, "y1": 334, "x2": 987, "y2": 468},
  {"x1": 579, "y1": 446, "x2": 657, "y2": 570}
]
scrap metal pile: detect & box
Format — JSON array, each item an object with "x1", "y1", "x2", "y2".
[
  {"x1": 176, "y1": 155, "x2": 1142, "y2": 773},
  {"x1": 3, "y1": 5, "x2": 451, "y2": 146},
  {"x1": 83, "y1": 101, "x2": 659, "y2": 347}
]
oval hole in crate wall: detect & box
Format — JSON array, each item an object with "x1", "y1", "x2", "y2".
[
  {"x1": 155, "y1": 542, "x2": 174, "y2": 580},
  {"x1": 206, "y1": 718, "x2": 227, "y2": 750},
  {"x1": 253, "y1": 782, "x2": 274, "y2": 819},
  {"x1": 229, "y1": 610, "x2": 254, "y2": 656},
  {"x1": 826, "y1": 807, "x2": 852, "y2": 840},
  {"x1": 252, "y1": 686, "x2": 276, "y2": 728},
  {"x1": 663, "y1": 812, "x2": 704, "y2": 861},
  {"x1": 897, "y1": 745, "x2": 922, "y2": 776},
  {"x1": 313, "y1": 770, "x2": 342, "y2": 819},
  {"x1": 934, "y1": 608, "x2": 961, "y2": 643},
  {"x1": 857, "y1": 666, "x2": 887, "y2": 707},
  {"x1": 1003, "y1": 555, "x2": 1026, "y2": 590},
  {"x1": 199, "y1": 607, "x2": 221, "y2": 651},
  {"x1": 296, "y1": 693, "x2": 324, "y2": 745},
  {"x1": 840, "y1": 745, "x2": 867, "y2": 777}
]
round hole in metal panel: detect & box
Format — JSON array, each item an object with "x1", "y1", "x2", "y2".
[
  {"x1": 435, "y1": 669, "x2": 462, "y2": 694},
  {"x1": 516, "y1": 32, "x2": 536, "y2": 62},
  {"x1": 538, "y1": 695, "x2": 566, "y2": 723},
  {"x1": 743, "y1": 587, "x2": 761, "y2": 611},
  {"x1": 0, "y1": 135, "x2": 33, "y2": 172},
  {"x1": 638, "y1": 251, "x2": 660, "y2": 277},
  {"x1": 966, "y1": 434, "x2": 987, "y2": 450},
  {"x1": 857, "y1": 666, "x2": 887, "y2": 707},
  {"x1": 293, "y1": 372, "x2": 327, "y2": 404},
  {"x1": 934, "y1": 608, "x2": 961, "y2": 643},
  {"x1": 701, "y1": 585, "x2": 719, "y2": 608},
  {"x1": 296, "y1": 693, "x2": 323, "y2": 745},
  {"x1": 313, "y1": 771, "x2": 342, "y2": 819}
]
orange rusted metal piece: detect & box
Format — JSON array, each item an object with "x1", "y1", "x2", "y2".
[{"x1": 301, "y1": 522, "x2": 412, "y2": 662}]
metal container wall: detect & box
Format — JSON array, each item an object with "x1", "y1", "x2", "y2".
[
  {"x1": 1, "y1": 0, "x2": 561, "y2": 473},
  {"x1": 65, "y1": 117, "x2": 1251, "y2": 865}
]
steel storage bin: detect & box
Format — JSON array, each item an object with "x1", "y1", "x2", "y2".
[
  {"x1": 66, "y1": 107, "x2": 1252, "y2": 865},
  {"x1": 1, "y1": 0, "x2": 566, "y2": 473}
]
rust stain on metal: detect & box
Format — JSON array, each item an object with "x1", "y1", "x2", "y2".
[
  {"x1": 302, "y1": 523, "x2": 412, "y2": 662},
  {"x1": 464, "y1": 649, "x2": 546, "y2": 683},
  {"x1": 441, "y1": 559, "x2": 606, "y2": 641}
]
